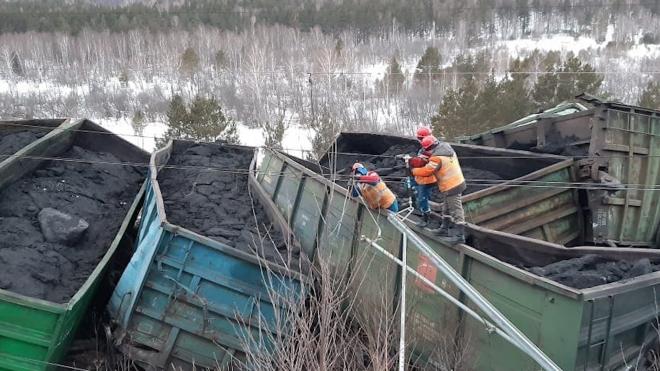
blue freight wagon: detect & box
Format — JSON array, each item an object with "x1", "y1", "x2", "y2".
[{"x1": 109, "y1": 140, "x2": 305, "y2": 369}]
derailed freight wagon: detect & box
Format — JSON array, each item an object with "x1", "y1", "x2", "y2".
[
  {"x1": 318, "y1": 132, "x2": 583, "y2": 245},
  {"x1": 458, "y1": 96, "x2": 660, "y2": 248},
  {"x1": 0, "y1": 118, "x2": 70, "y2": 185},
  {"x1": 109, "y1": 140, "x2": 305, "y2": 369},
  {"x1": 257, "y1": 147, "x2": 660, "y2": 370},
  {"x1": 0, "y1": 119, "x2": 148, "y2": 370}
]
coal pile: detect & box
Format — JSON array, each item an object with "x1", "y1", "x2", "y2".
[
  {"x1": 157, "y1": 143, "x2": 301, "y2": 267},
  {"x1": 0, "y1": 146, "x2": 145, "y2": 303},
  {"x1": 0, "y1": 128, "x2": 48, "y2": 157},
  {"x1": 527, "y1": 255, "x2": 660, "y2": 289},
  {"x1": 323, "y1": 143, "x2": 503, "y2": 198}
]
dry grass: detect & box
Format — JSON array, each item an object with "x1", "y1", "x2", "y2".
[{"x1": 234, "y1": 244, "x2": 476, "y2": 371}]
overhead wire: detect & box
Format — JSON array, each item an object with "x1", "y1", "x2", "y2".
[
  {"x1": 1, "y1": 152, "x2": 659, "y2": 191},
  {"x1": 3, "y1": 121, "x2": 660, "y2": 160}
]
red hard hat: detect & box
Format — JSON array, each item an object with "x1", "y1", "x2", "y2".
[
  {"x1": 360, "y1": 171, "x2": 381, "y2": 184},
  {"x1": 416, "y1": 126, "x2": 432, "y2": 140},
  {"x1": 421, "y1": 135, "x2": 438, "y2": 151}
]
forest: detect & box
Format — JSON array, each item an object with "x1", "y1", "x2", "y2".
[{"x1": 1, "y1": 0, "x2": 659, "y2": 154}]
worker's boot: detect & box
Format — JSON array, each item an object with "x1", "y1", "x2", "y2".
[
  {"x1": 438, "y1": 222, "x2": 466, "y2": 245},
  {"x1": 416, "y1": 212, "x2": 430, "y2": 228},
  {"x1": 427, "y1": 216, "x2": 450, "y2": 236}
]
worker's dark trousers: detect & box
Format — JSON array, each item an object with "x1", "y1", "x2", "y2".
[{"x1": 441, "y1": 193, "x2": 465, "y2": 224}]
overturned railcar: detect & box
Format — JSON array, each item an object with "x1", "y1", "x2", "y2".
[
  {"x1": 458, "y1": 97, "x2": 660, "y2": 248},
  {"x1": 109, "y1": 140, "x2": 304, "y2": 370},
  {"x1": 257, "y1": 147, "x2": 660, "y2": 371}
]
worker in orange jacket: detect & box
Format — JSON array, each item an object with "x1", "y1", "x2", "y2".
[
  {"x1": 403, "y1": 126, "x2": 435, "y2": 226},
  {"x1": 411, "y1": 135, "x2": 466, "y2": 244},
  {"x1": 351, "y1": 163, "x2": 399, "y2": 212}
]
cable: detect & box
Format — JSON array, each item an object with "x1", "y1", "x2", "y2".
[
  {"x1": 3, "y1": 121, "x2": 660, "y2": 160},
  {"x1": 1, "y1": 152, "x2": 659, "y2": 191}
]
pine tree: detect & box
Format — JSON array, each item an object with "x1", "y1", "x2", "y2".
[
  {"x1": 309, "y1": 108, "x2": 341, "y2": 160},
  {"x1": 161, "y1": 95, "x2": 240, "y2": 144},
  {"x1": 474, "y1": 73, "x2": 502, "y2": 132},
  {"x1": 383, "y1": 55, "x2": 405, "y2": 95},
  {"x1": 638, "y1": 81, "x2": 660, "y2": 109},
  {"x1": 431, "y1": 76, "x2": 480, "y2": 139},
  {"x1": 214, "y1": 50, "x2": 227, "y2": 70},
  {"x1": 556, "y1": 55, "x2": 603, "y2": 103},
  {"x1": 10, "y1": 51, "x2": 25, "y2": 77},
  {"x1": 414, "y1": 46, "x2": 441, "y2": 86},
  {"x1": 532, "y1": 66, "x2": 559, "y2": 109},
  {"x1": 187, "y1": 96, "x2": 237, "y2": 142},
  {"x1": 180, "y1": 47, "x2": 200, "y2": 76},
  {"x1": 334, "y1": 38, "x2": 344, "y2": 57},
  {"x1": 261, "y1": 118, "x2": 287, "y2": 150},
  {"x1": 497, "y1": 59, "x2": 534, "y2": 124}
]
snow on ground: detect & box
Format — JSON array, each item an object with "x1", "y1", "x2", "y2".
[
  {"x1": 94, "y1": 117, "x2": 313, "y2": 157},
  {"x1": 498, "y1": 34, "x2": 601, "y2": 55},
  {"x1": 93, "y1": 117, "x2": 168, "y2": 152}
]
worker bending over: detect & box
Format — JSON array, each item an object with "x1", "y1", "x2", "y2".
[
  {"x1": 410, "y1": 135, "x2": 466, "y2": 244},
  {"x1": 351, "y1": 163, "x2": 399, "y2": 212}
]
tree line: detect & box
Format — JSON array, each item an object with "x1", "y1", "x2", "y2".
[{"x1": 1, "y1": 0, "x2": 658, "y2": 36}]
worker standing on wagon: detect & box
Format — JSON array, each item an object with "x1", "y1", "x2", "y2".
[
  {"x1": 402, "y1": 126, "x2": 435, "y2": 226},
  {"x1": 350, "y1": 163, "x2": 399, "y2": 212},
  {"x1": 415, "y1": 126, "x2": 432, "y2": 152},
  {"x1": 411, "y1": 135, "x2": 467, "y2": 244}
]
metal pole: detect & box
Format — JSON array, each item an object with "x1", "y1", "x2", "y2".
[
  {"x1": 361, "y1": 235, "x2": 521, "y2": 351},
  {"x1": 386, "y1": 215, "x2": 562, "y2": 371},
  {"x1": 398, "y1": 236, "x2": 407, "y2": 371}
]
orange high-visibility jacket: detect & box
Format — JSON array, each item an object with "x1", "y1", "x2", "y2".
[
  {"x1": 411, "y1": 142, "x2": 466, "y2": 193},
  {"x1": 357, "y1": 180, "x2": 397, "y2": 210}
]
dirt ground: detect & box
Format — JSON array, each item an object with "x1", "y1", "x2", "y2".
[
  {"x1": 158, "y1": 142, "x2": 301, "y2": 268},
  {"x1": 0, "y1": 145, "x2": 144, "y2": 303}
]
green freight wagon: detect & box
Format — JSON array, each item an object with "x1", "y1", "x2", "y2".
[
  {"x1": 0, "y1": 119, "x2": 148, "y2": 370},
  {"x1": 256, "y1": 147, "x2": 660, "y2": 370},
  {"x1": 458, "y1": 96, "x2": 660, "y2": 248},
  {"x1": 319, "y1": 132, "x2": 583, "y2": 245}
]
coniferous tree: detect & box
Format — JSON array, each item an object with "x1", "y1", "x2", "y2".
[
  {"x1": 556, "y1": 55, "x2": 603, "y2": 102},
  {"x1": 214, "y1": 50, "x2": 227, "y2": 70},
  {"x1": 532, "y1": 66, "x2": 560, "y2": 109},
  {"x1": 431, "y1": 76, "x2": 480, "y2": 139},
  {"x1": 414, "y1": 47, "x2": 441, "y2": 86},
  {"x1": 383, "y1": 55, "x2": 405, "y2": 95},
  {"x1": 10, "y1": 51, "x2": 25, "y2": 77},
  {"x1": 638, "y1": 81, "x2": 660, "y2": 109},
  {"x1": 474, "y1": 73, "x2": 502, "y2": 132},
  {"x1": 161, "y1": 95, "x2": 238, "y2": 145},
  {"x1": 180, "y1": 47, "x2": 200, "y2": 76},
  {"x1": 497, "y1": 59, "x2": 534, "y2": 124}
]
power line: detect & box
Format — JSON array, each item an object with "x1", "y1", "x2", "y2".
[
  {"x1": 4, "y1": 121, "x2": 660, "y2": 160},
  {"x1": 1, "y1": 152, "x2": 659, "y2": 191}
]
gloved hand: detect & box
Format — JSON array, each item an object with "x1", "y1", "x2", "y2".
[{"x1": 408, "y1": 156, "x2": 428, "y2": 168}]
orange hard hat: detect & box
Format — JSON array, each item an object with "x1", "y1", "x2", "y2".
[
  {"x1": 416, "y1": 126, "x2": 432, "y2": 140},
  {"x1": 421, "y1": 135, "x2": 438, "y2": 151}
]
